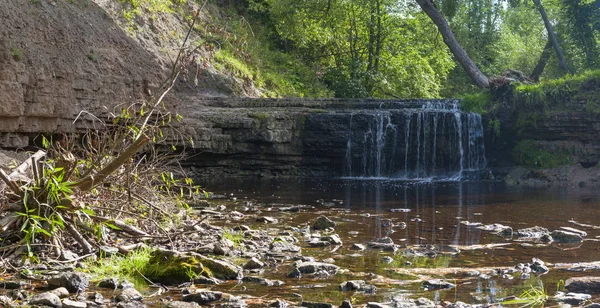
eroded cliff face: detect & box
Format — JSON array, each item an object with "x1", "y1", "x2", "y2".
[
  {"x1": 0, "y1": 0, "x2": 168, "y2": 147},
  {"x1": 483, "y1": 81, "x2": 600, "y2": 186}
]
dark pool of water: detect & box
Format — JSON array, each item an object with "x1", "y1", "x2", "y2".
[{"x1": 200, "y1": 178, "x2": 600, "y2": 306}]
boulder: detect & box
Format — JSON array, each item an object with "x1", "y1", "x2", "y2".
[
  {"x1": 515, "y1": 226, "x2": 552, "y2": 243},
  {"x1": 554, "y1": 291, "x2": 591, "y2": 305},
  {"x1": 422, "y1": 279, "x2": 456, "y2": 290},
  {"x1": 288, "y1": 262, "x2": 339, "y2": 278},
  {"x1": 312, "y1": 216, "x2": 336, "y2": 230},
  {"x1": 62, "y1": 299, "x2": 87, "y2": 308},
  {"x1": 146, "y1": 250, "x2": 242, "y2": 283},
  {"x1": 30, "y1": 292, "x2": 62, "y2": 307},
  {"x1": 243, "y1": 257, "x2": 265, "y2": 270},
  {"x1": 49, "y1": 287, "x2": 70, "y2": 298},
  {"x1": 116, "y1": 287, "x2": 143, "y2": 302},
  {"x1": 165, "y1": 301, "x2": 201, "y2": 308},
  {"x1": 48, "y1": 272, "x2": 90, "y2": 293},
  {"x1": 182, "y1": 290, "x2": 223, "y2": 304},
  {"x1": 566, "y1": 277, "x2": 600, "y2": 293},
  {"x1": 551, "y1": 230, "x2": 583, "y2": 243}
]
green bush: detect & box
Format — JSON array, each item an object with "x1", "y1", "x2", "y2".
[{"x1": 512, "y1": 140, "x2": 572, "y2": 168}]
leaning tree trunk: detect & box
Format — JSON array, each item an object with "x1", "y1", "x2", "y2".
[
  {"x1": 530, "y1": 40, "x2": 553, "y2": 81},
  {"x1": 531, "y1": 0, "x2": 569, "y2": 73},
  {"x1": 415, "y1": 0, "x2": 490, "y2": 88}
]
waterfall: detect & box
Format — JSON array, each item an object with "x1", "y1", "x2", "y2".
[{"x1": 343, "y1": 100, "x2": 486, "y2": 180}]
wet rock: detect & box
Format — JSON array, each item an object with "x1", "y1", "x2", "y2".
[
  {"x1": 322, "y1": 234, "x2": 343, "y2": 245},
  {"x1": 560, "y1": 227, "x2": 587, "y2": 237},
  {"x1": 340, "y1": 300, "x2": 353, "y2": 308},
  {"x1": 193, "y1": 275, "x2": 222, "y2": 285},
  {"x1": 367, "y1": 238, "x2": 399, "y2": 252},
  {"x1": 88, "y1": 292, "x2": 105, "y2": 305},
  {"x1": 309, "y1": 240, "x2": 332, "y2": 247},
  {"x1": 243, "y1": 257, "x2": 265, "y2": 270},
  {"x1": 551, "y1": 230, "x2": 584, "y2": 243},
  {"x1": 339, "y1": 280, "x2": 365, "y2": 291},
  {"x1": 98, "y1": 278, "x2": 119, "y2": 289},
  {"x1": 350, "y1": 243, "x2": 366, "y2": 251},
  {"x1": 243, "y1": 276, "x2": 285, "y2": 286},
  {"x1": 256, "y1": 216, "x2": 278, "y2": 224},
  {"x1": 554, "y1": 291, "x2": 592, "y2": 305},
  {"x1": 165, "y1": 301, "x2": 201, "y2": 308},
  {"x1": 289, "y1": 261, "x2": 339, "y2": 278},
  {"x1": 381, "y1": 256, "x2": 394, "y2": 264},
  {"x1": 271, "y1": 241, "x2": 302, "y2": 253},
  {"x1": 392, "y1": 297, "x2": 435, "y2": 308},
  {"x1": 48, "y1": 272, "x2": 90, "y2": 293},
  {"x1": 119, "y1": 280, "x2": 135, "y2": 289},
  {"x1": 0, "y1": 295, "x2": 17, "y2": 308},
  {"x1": 584, "y1": 304, "x2": 600, "y2": 308},
  {"x1": 530, "y1": 258, "x2": 549, "y2": 274},
  {"x1": 422, "y1": 279, "x2": 456, "y2": 290},
  {"x1": 30, "y1": 292, "x2": 62, "y2": 307},
  {"x1": 366, "y1": 303, "x2": 392, "y2": 308},
  {"x1": 313, "y1": 216, "x2": 336, "y2": 230},
  {"x1": 566, "y1": 277, "x2": 600, "y2": 293},
  {"x1": 477, "y1": 223, "x2": 513, "y2": 236},
  {"x1": 233, "y1": 225, "x2": 251, "y2": 232},
  {"x1": 300, "y1": 301, "x2": 334, "y2": 308},
  {"x1": 390, "y1": 208, "x2": 411, "y2": 213},
  {"x1": 49, "y1": 287, "x2": 70, "y2": 298},
  {"x1": 116, "y1": 287, "x2": 143, "y2": 302},
  {"x1": 279, "y1": 206, "x2": 301, "y2": 212},
  {"x1": 269, "y1": 299, "x2": 289, "y2": 307},
  {"x1": 62, "y1": 298, "x2": 87, "y2": 308},
  {"x1": 515, "y1": 226, "x2": 552, "y2": 243},
  {"x1": 182, "y1": 289, "x2": 223, "y2": 304},
  {"x1": 116, "y1": 302, "x2": 147, "y2": 308}
]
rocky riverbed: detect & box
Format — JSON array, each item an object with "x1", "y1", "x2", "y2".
[{"x1": 3, "y1": 182, "x2": 600, "y2": 308}]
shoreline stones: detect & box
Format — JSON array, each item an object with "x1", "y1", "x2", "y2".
[{"x1": 312, "y1": 216, "x2": 336, "y2": 230}]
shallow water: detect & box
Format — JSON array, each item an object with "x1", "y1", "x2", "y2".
[{"x1": 202, "y1": 178, "x2": 600, "y2": 306}]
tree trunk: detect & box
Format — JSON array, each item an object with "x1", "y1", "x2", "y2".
[
  {"x1": 531, "y1": 0, "x2": 569, "y2": 72},
  {"x1": 530, "y1": 40, "x2": 553, "y2": 81},
  {"x1": 415, "y1": 0, "x2": 490, "y2": 88}
]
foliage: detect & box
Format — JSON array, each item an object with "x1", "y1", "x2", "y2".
[
  {"x1": 249, "y1": 0, "x2": 454, "y2": 98},
  {"x1": 460, "y1": 91, "x2": 491, "y2": 114},
  {"x1": 118, "y1": 0, "x2": 184, "y2": 20},
  {"x1": 202, "y1": 5, "x2": 332, "y2": 97},
  {"x1": 512, "y1": 140, "x2": 572, "y2": 169}
]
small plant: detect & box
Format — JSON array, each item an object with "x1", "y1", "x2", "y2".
[
  {"x1": 222, "y1": 230, "x2": 244, "y2": 248},
  {"x1": 502, "y1": 280, "x2": 548, "y2": 307},
  {"x1": 11, "y1": 47, "x2": 23, "y2": 61}
]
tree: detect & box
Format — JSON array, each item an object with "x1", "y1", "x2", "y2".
[
  {"x1": 414, "y1": 0, "x2": 490, "y2": 88},
  {"x1": 531, "y1": 0, "x2": 569, "y2": 72}
]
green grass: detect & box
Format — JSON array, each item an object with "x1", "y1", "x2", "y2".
[
  {"x1": 222, "y1": 229, "x2": 245, "y2": 248},
  {"x1": 512, "y1": 140, "x2": 572, "y2": 169},
  {"x1": 513, "y1": 70, "x2": 600, "y2": 108},
  {"x1": 11, "y1": 47, "x2": 23, "y2": 61},
  {"x1": 82, "y1": 247, "x2": 153, "y2": 289}
]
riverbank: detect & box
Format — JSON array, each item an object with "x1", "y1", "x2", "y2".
[{"x1": 2, "y1": 179, "x2": 600, "y2": 307}]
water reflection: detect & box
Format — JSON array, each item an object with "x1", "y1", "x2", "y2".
[{"x1": 204, "y1": 177, "x2": 600, "y2": 264}]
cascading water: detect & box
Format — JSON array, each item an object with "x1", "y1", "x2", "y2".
[{"x1": 343, "y1": 100, "x2": 486, "y2": 180}]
